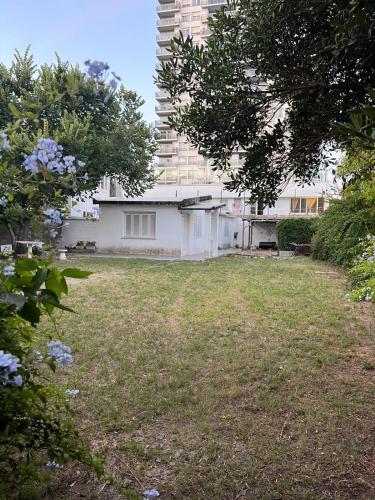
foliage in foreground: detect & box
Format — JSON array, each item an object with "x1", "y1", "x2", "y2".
[
  {"x1": 311, "y1": 195, "x2": 374, "y2": 267},
  {"x1": 349, "y1": 235, "x2": 375, "y2": 303},
  {"x1": 276, "y1": 219, "x2": 315, "y2": 251},
  {"x1": 0, "y1": 49, "x2": 157, "y2": 200},
  {"x1": 157, "y1": 0, "x2": 374, "y2": 204},
  {"x1": 0, "y1": 257, "x2": 104, "y2": 495}
]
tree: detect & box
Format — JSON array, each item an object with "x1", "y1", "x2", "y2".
[
  {"x1": 157, "y1": 0, "x2": 375, "y2": 205},
  {"x1": 0, "y1": 49, "x2": 157, "y2": 243}
]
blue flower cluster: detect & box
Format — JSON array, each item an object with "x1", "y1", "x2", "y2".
[
  {"x1": 65, "y1": 388, "x2": 80, "y2": 397},
  {"x1": 84, "y1": 59, "x2": 109, "y2": 79},
  {"x1": 143, "y1": 489, "x2": 160, "y2": 499},
  {"x1": 0, "y1": 350, "x2": 23, "y2": 387},
  {"x1": 84, "y1": 60, "x2": 121, "y2": 100},
  {"x1": 23, "y1": 138, "x2": 86, "y2": 177},
  {"x1": 3, "y1": 264, "x2": 15, "y2": 277},
  {"x1": 47, "y1": 340, "x2": 73, "y2": 367},
  {"x1": 0, "y1": 195, "x2": 7, "y2": 207},
  {"x1": 0, "y1": 131, "x2": 10, "y2": 152},
  {"x1": 46, "y1": 460, "x2": 64, "y2": 470}
]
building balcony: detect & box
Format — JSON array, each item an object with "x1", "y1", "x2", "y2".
[
  {"x1": 157, "y1": 2, "x2": 180, "y2": 17},
  {"x1": 157, "y1": 34, "x2": 174, "y2": 45},
  {"x1": 155, "y1": 120, "x2": 171, "y2": 129},
  {"x1": 155, "y1": 105, "x2": 176, "y2": 115},
  {"x1": 157, "y1": 17, "x2": 179, "y2": 30},
  {"x1": 157, "y1": 161, "x2": 176, "y2": 169},
  {"x1": 156, "y1": 48, "x2": 173, "y2": 60},
  {"x1": 157, "y1": 132, "x2": 176, "y2": 142},
  {"x1": 155, "y1": 90, "x2": 171, "y2": 101},
  {"x1": 202, "y1": 0, "x2": 227, "y2": 12},
  {"x1": 156, "y1": 147, "x2": 178, "y2": 156}
]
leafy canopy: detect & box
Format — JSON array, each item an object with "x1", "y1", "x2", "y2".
[
  {"x1": 0, "y1": 48, "x2": 157, "y2": 197},
  {"x1": 158, "y1": 0, "x2": 375, "y2": 204}
]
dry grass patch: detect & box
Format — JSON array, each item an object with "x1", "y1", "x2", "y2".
[{"x1": 40, "y1": 257, "x2": 374, "y2": 499}]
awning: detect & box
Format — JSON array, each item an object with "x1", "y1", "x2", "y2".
[{"x1": 179, "y1": 202, "x2": 226, "y2": 211}]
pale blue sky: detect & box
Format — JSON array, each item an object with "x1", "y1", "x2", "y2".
[{"x1": 0, "y1": 0, "x2": 159, "y2": 122}]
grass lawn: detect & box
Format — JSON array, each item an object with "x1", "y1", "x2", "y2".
[{"x1": 43, "y1": 256, "x2": 374, "y2": 499}]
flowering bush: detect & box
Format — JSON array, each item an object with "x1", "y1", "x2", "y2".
[
  {"x1": 0, "y1": 257, "x2": 104, "y2": 495},
  {"x1": 0, "y1": 133, "x2": 88, "y2": 245},
  {"x1": 349, "y1": 235, "x2": 375, "y2": 303}
]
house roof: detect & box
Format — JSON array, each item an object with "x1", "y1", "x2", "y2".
[
  {"x1": 93, "y1": 195, "x2": 213, "y2": 208},
  {"x1": 180, "y1": 201, "x2": 226, "y2": 211}
]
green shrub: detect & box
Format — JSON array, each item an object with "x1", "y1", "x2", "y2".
[
  {"x1": 311, "y1": 193, "x2": 375, "y2": 266},
  {"x1": 348, "y1": 235, "x2": 375, "y2": 302},
  {"x1": 0, "y1": 258, "x2": 105, "y2": 495},
  {"x1": 276, "y1": 218, "x2": 315, "y2": 251}
]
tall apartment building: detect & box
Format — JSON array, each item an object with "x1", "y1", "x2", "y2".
[{"x1": 156, "y1": 0, "x2": 233, "y2": 185}]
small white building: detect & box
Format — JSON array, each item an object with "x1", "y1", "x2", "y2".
[
  {"x1": 63, "y1": 169, "x2": 335, "y2": 257},
  {"x1": 62, "y1": 194, "x2": 239, "y2": 258}
]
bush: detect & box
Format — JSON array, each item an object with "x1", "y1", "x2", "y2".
[
  {"x1": 0, "y1": 257, "x2": 104, "y2": 496},
  {"x1": 311, "y1": 194, "x2": 375, "y2": 266},
  {"x1": 348, "y1": 235, "x2": 375, "y2": 302},
  {"x1": 276, "y1": 218, "x2": 315, "y2": 251}
]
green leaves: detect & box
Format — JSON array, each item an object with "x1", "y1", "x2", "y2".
[
  {"x1": 157, "y1": 0, "x2": 375, "y2": 203},
  {"x1": 61, "y1": 268, "x2": 92, "y2": 279},
  {"x1": 2, "y1": 258, "x2": 93, "y2": 325}
]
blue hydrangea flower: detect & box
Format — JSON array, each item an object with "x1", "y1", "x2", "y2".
[
  {"x1": 23, "y1": 153, "x2": 39, "y2": 173},
  {"x1": 47, "y1": 341, "x2": 73, "y2": 367},
  {"x1": 56, "y1": 353, "x2": 73, "y2": 367},
  {"x1": 9, "y1": 375, "x2": 23, "y2": 387},
  {"x1": 85, "y1": 60, "x2": 110, "y2": 79},
  {"x1": 143, "y1": 489, "x2": 160, "y2": 499},
  {"x1": 0, "y1": 196, "x2": 7, "y2": 207},
  {"x1": 65, "y1": 389, "x2": 80, "y2": 396},
  {"x1": 0, "y1": 131, "x2": 10, "y2": 151},
  {"x1": 43, "y1": 209, "x2": 62, "y2": 225},
  {"x1": 3, "y1": 264, "x2": 15, "y2": 277},
  {"x1": 0, "y1": 350, "x2": 22, "y2": 387},
  {"x1": 46, "y1": 461, "x2": 63, "y2": 469}
]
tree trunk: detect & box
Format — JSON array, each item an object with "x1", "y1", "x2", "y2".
[{"x1": 6, "y1": 223, "x2": 16, "y2": 249}]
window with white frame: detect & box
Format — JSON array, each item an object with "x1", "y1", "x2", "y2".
[
  {"x1": 124, "y1": 212, "x2": 156, "y2": 239},
  {"x1": 290, "y1": 197, "x2": 325, "y2": 214}
]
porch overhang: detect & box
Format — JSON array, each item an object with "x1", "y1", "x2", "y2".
[
  {"x1": 241, "y1": 214, "x2": 317, "y2": 222},
  {"x1": 179, "y1": 202, "x2": 226, "y2": 211}
]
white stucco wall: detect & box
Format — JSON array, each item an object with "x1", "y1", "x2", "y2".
[{"x1": 63, "y1": 204, "x2": 183, "y2": 256}]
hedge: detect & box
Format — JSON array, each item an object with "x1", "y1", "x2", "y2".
[
  {"x1": 311, "y1": 195, "x2": 374, "y2": 266},
  {"x1": 276, "y1": 218, "x2": 315, "y2": 251}
]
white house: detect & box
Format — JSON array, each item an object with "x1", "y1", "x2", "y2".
[
  {"x1": 62, "y1": 168, "x2": 335, "y2": 257},
  {"x1": 62, "y1": 194, "x2": 240, "y2": 258}
]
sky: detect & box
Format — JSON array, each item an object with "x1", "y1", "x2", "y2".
[{"x1": 0, "y1": 0, "x2": 159, "y2": 123}]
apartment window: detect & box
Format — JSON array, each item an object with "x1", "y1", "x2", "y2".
[
  {"x1": 124, "y1": 212, "x2": 156, "y2": 239},
  {"x1": 290, "y1": 197, "x2": 325, "y2": 214},
  {"x1": 249, "y1": 203, "x2": 257, "y2": 215},
  {"x1": 181, "y1": 28, "x2": 191, "y2": 37},
  {"x1": 181, "y1": 14, "x2": 190, "y2": 22},
  {"x1": 192, "y1": 0, "x2": 200, "y2": 5},
  {"x1": 191, "y1": 14, "x2": 201, "y2": 21}
]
